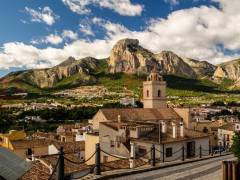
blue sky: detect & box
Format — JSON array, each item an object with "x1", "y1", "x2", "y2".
[{"x1": 0, "y1": 0, "x2": 239, "y2": 77}]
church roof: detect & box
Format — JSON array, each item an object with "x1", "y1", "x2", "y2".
[{"x1": 99, "y1": 108, "x2": 182, "y2": 122}]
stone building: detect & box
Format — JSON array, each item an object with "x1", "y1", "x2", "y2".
[
  {"x1": 0, "y1": 130, "x2": 49, "y2": 159},
  {"x1": 86, "y1": 69, "x2": 210, "y2": 163},
  {"x1": 218, "y1": 122, "x2": 240, "y2": 149},
  {"x1": 193, "y1": 119, "x2": 225, "y2": 147},
  {"x1": 142, "y1": 66, "x2": 166, "y2": 108}
]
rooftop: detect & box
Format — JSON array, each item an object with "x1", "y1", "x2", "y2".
[
  {"x1": 132, "y1": 128, "x2": 209, "y2": 144},
  {"x1": 40, "y1": 154, "x2": 89, "y2": 174},
  {"x1": 101, "y1": 121, "x2": 208, "y2": 144},
  {"x1": 11, "y1": 139, "x2": 52, "y2": 149},
  {"x1": 99, "y1": 108, "x2": 182, "y2": 122},
  {"x1": 219, "y1": 123, "x2": 235, "y2": 131},
  {"x1": 51, "y1": 141, "x2": 85, "y2": 153},
  {"x1": 20, "y1": 161, "x2": 50, "y2": 180}
]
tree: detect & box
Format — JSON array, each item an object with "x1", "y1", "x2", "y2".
[
  {"x1": 231, "y1": 132, "x2": 240, "y2": 160},
  {"x1": 212, "y1": 101, "x2": 225, "y2": 106}
]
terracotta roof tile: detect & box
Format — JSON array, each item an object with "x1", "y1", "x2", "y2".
[
  {"x1": 100, "y1": 108, "x2": 182, "y2": 122},
  {"x1": 219, "y1": 123, "x2": 235, "y2": 131},
  {"x1": 52, "y1": 141, "x2": 85, "y2": 153},
  {"x1": 101, "y1": 159, "x2": 146, "y2": 171},
  {"x1": 20, "y1": 161, "x2": 50, "y2": 180},
  {"x1": 11, "y1": 139, "x2": 52, "y2": 149},
  {"x1": 40, "y1": 154, "x2": 89, "y2": 174}
]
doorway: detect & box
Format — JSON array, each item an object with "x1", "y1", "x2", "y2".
[{"x1": 187, "y1": 141, "x2": 195, "y2": 158}]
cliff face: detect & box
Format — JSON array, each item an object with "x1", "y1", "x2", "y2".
[
  {"x1": 109, "y1": 39, "x2": 156, "y2": 73},
  {"x1": 182, "y1": 58, "x2": 216, "y2": 76},
  {"x1": 154, "y1": 51, "x2": 196, "y2": 78},
  {"x1": 1, "y1": 57, "x2": 99, "y2": 88},
  {"x1": 214, "y1": 59, "x2": 240, "y2": 80},
  {"x1": 213, "y1": 59, "x2": 240, "y2": 87},
  {"x1": 109, "y1": 39, "x2": 197, "y2": 78}
]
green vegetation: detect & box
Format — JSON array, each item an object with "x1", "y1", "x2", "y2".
[
  {"x1": 97, "y1": 72, "x2": 145, "y2": 95},
  {"x1": 0, "y1": 102, "x2": 142, "y2": 133},
  {"x1": 0, "y1": 72, "x2": 240, "y2": 106},
  {"x1": 231, "y1": 132, "x2": 240, "y2": 160},
  {"x1": 0, "y1": 57, "x2": 240, "y2": 106}
]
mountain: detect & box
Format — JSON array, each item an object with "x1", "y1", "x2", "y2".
[
  {"x1": 109, "y1": 39, "x2": 197, "y2": 78},
  {"x1": 182, "y1": 58, "x2": 216, "y2": 76},
  {"x1": 1, "y1": 38, "x2": 240, "y2": 94},
  {"x1": 0, "y1": 57, "x2": 100, "y2": 91},
  {"x1": 213, "y1": 58, "x2": 240, "y2": 88},
  {"x1": 154, "y1": 51, "x2": 196, "y2": 78},
  {"x1": 109, "y1": 39, "x2": 157, "y2": 73}
]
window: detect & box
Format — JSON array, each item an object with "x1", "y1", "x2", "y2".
[
  {"x1": 166, "y1": 148, "x2": 172, "y2": 157},
  {"x1": 146, "y1": 90, "x2": 149, "y2": 97},
  {"x1": 203, "y1": 127, "x2": 208, "y2": 133},
  {"x1": 110, "y1": 140, "x2": 114, "y2": 147},
  {"x1": 117, "y1": 142, "x2": 120, "y2": 148},
  {"x1": 26, "y1": 148, "x2": 32, "y2": 156},
  {"x1": 61, "y1": 137, "x2": 66, "y2": 142},
  {"x1": 158, "y1": 90, "x2": 161, "y2": 97}
]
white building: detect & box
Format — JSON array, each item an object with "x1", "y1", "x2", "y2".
[{"x1": 218, "y1": 123, "x2": 240, "y2": 148}]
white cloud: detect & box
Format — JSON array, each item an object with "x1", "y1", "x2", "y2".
[
  {"x1": 62, "y1": 30, "x2": 78, "y2": 40},
  {"x1": 62, "y1": 0, "x2": 91, "y2": 15},
  {"x1": 44, "y1": 34, "x2": 63, "y2": 45},
  {"x1": 31, "y1": 34, "x2": 63, "y2": 45},
  {"x1": 31, "y1": 30, "x2": 78, "y2": 45},
  {"x1": 164, "y1": 0, "x2": 180, "y2": 5},
  {"x1": 1, "y1": 0, "x2": 240, "y2": 71},
  {"x1": 62, "y1": 0, "x2": 143, "y2": 16},
  {"x1": 79, "y1": 24, "x2": 94, "y2": 36},
  {"x1": 24, "y1": 6, "x2": 59, "y2": 26}
]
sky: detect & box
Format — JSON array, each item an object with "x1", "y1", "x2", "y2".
[{"x1": 0, "y1": 0, "x2": 240, "y2": 77}]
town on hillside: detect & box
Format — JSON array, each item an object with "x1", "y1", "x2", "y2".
[{"x1": 1, "y1": 69, "x2": 239, "y2": 180}]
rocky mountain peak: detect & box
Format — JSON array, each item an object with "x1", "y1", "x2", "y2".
[
  {"x1": 57, "y1": 56, "x2": 76, "y2": 67},
  {"x1": 213, "y1": 59, "x2": 240, "y2": 81},
  {"x1": 182, "y1": 58, "x2": 216, "y2": 76},
  {"x1": 154, "y1": 51, "x2": 197, "y2": 78},
  {"x1": 112, "y1": 38, "x2": 139, "y2": 50},
  {"x1": 157, "y1": 50, "x2": 179, "y2": 59},
  {"x1": 109, "y1": 38, "x2": 155, "y2": 73}
]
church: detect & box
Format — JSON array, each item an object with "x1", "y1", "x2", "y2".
[{"x1": 85, "y1": 68, "x2": 210, "y2": 164}]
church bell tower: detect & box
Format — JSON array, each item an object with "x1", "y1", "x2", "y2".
[{"x1": 143, "y1": 67, "x2": 166, "y2": 108}]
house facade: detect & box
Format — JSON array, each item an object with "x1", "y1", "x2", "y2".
[{"x1": 218, "y1": 122, "x2": 240, "y2": 148}]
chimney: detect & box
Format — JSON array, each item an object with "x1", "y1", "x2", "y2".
[
  {"x1": 31, "y1": 154, "x2": 35, "y2": 161},
  {"x1": 161, "y1": 121, "x2": 167, "y2": 133},
  {"x1": 118, "y1": 115, "x2": 121, "y2": 123},
  {"x1": 180, "y1": 121, "x2": 184, "y2": 137},
  {"x1": 172, "y1": 122, "x2": 177, "y2": 138}
]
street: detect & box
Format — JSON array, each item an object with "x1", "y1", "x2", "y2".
[{"x1": 111, "y1": 154, "x2": 235, "y2": 180}]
